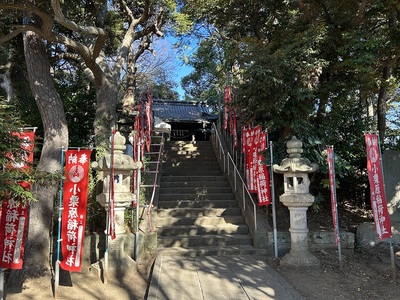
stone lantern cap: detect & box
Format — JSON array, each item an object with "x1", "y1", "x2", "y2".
[
  {"x1": 273, "y1": 136, "x2": 318, "y2": 174},
  {"x1": 92, "y1": 131, "x2": 142, "y2": 171}
]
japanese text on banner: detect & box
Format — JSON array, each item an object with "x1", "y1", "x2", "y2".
[
  {"x1": 60, "y1": 149, "x2": 91, "y2": 272},
  {"x1": 365, "y1": 134, "x2": 392, "y2": 240},
  {"x1": 0, "y1": 130, "x2": 35, "y2": 269}
]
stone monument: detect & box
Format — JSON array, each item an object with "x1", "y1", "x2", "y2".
[
  {"x1": 273, "y1": 136, "x2": 319, "y2": 267},
  {"x1": 91, "y1": 131, "x2": 142, "y2": 279}
]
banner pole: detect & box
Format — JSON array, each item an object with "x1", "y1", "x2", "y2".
[
  {"x1": 104, "y1": 129, "x2": 115, "y2": 284},
  {"x1": 328, "y1": 146, "x2": 342, "y2": 269},
  {"x1": 54, "y1": 147, "x2": 65, "y2": 298},
  {"x1": 0, "y1": 268, "x2": 3, "y2": 300},
  {"x1": 270, "y1": 141, "x2": 278, "y2": 259},
  {"x1": 376, "y1": 133, "x2": 396, "y2": 280},
  {"x1": 135, "y1": 139, "x2": 141, "y2": 261},
  {"x1": 0, "y1": 159, "x2": 3, "y2": 300}
]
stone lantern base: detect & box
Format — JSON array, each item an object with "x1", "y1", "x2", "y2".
[
  {"x1": 90, "y1": 233, "x2": 136, "y2": 281},
  {"x1": 279, "y1": 193, "x2": 320, "y2": 268},
  {"x1": 280, "y1": 250, "x2": 320, "y2": 268}
]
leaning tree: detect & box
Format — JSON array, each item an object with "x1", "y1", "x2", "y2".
[{"x1": 0, "y1": 0, "x2": 189, "y2": 279}]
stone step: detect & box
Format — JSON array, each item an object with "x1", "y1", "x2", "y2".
[
  {"x1": 162, "y1": 170, "x2": 223, "y2": 176},
  {"x1": 158, "y1": 234, "x2": 252, "y2": 248},
  {"x1": 155, "y1": 245, "x2": 267, "y2": 257},
  {"x1": 162, "y1": 161, "x2": 219, "y2": 167},
  {"x1": 156, "y1": 140, "x2": 254, "y2": 258},
  {"x1": 156, "y1": 224, "x2": 249, "y2": 236},
  {"x1": 159, "y1": 186, "x2": 232, "y2": 194},
  {"x1": 163, "y1": 163, "x2": 221, "y2": 171},
  {"x1": 166, "y1": 142, "x2": 213, "y2": 150},
  {"x1": 158, "y1": 199, "x2": 238, "y2": 209},
  {"x1": 164, "y1": 151, "x2": 215, "y2": 157},
  {"x1": 157, "y1": 207, "x2": 241, "y2": 218},
  {"x1": 156, "y1": 215, "x2": 245, "y2": 227},
  {"x1": 166, "y1": 145, "x2": 214, "y2": 151},
  {"x1": 162, "y1": 181, "x2": 230, "y2": 188},
  {"x1": 158, "y1": 193, "x2": 235, "y2": 201},
  {"x1": 160, "y1": 181, "x2": 230, "y2": 188},
  {"x1": 161, "y1": 176, "x2": 228, "y2": 183}
]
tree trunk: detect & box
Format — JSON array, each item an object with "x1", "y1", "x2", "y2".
[
  {"x1": 8, "y1": 31, "x2": 68, "y2": 283},
  {"x1": 94, "y1": 73, "x2": 119, "y2": 149},
  {"x1": 376, "y1": 65, "x2": 390, "y2": 141}
]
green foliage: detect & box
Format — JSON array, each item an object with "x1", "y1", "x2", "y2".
[
  {"x1": 178, "y1": 0, "x2": 400, "y2": 207},
  {"x1": 181, "y1": 38, "x2": 226, "y2": 106},
  {"x1": 54, "y1": 68, "x2": 96, "y2": 147},
  {"x1": 0, "y1": 98, "x2": 58, "y2": 204}
]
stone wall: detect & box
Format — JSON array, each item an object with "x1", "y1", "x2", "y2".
[
  {"x1": 52, "y1": 232, "x2": 137, "y2": 267},
  {"x1": 382, "y1": 150, "x2": 400, "y2": 222},
  {"x1": 266, "y1": 230, "x2": 355, "y2": 256}
]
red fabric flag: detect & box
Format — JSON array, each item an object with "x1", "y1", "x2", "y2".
[
  {"x1": 258, "y1": 131, "x2": 267, "y2": 152},
  {"x1": 257, "y1": 153, "x2": 271, "y2": 205},
  {"x1": 232, "y1": 113, "x2": 238, "y2": 148},
  {"x1": 134, "y1": 102, "x2": 145, "y2": 162},
  {"x1": 60, "y1": 149, "x2": 91, "y2": 272},
  {"x1": 242, "y1": 126, "x2": 248, "y2": 154},
  {"x1": 145, "y1": 93, "x2": 153, "y2": 153},
  {"x1": 327, "y1": 147, "x2": 340, "y2": 246},
  {"x1": 0, "y1": 199, "x2": 29, "y2": 269},
  {"x1": 0, "y1": 130, "x2": 35, "y2": 269},
  {"x1": 365, "y1": 133, "x2": 392, "y2": 240},
  {"x1": 245, "y1": 126, "x2": 261, "y2": 192}
]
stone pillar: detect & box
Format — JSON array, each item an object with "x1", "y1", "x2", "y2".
[
  {"x1": 279, "y1": 193, "x2": 319, "y2": 266},
  {"x1": 273, "y1": 136, "x2": 320, "y2": 267}
]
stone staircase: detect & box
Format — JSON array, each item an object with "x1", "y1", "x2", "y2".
[{"x1": 155, "y1": 140, "x2": 262, "y2": 257}]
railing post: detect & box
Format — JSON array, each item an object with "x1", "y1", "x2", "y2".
[
  {"x1": 234, "y1": 168, "x2": 237, "y2": 191},
  {"x1": 211, "y1": 122, "x2": 257, "y2": 232},
  {"x1": 242, "y1": 183, "x2": 245, "y2": 211}
]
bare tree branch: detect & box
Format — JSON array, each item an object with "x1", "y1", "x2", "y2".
[{"x1": 51, "y1": 0, "x2": 108, "y2": 58}]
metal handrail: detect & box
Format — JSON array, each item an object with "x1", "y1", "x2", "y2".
[
  {"x1": 146, "y1": 131, "x2": 165, "y2": 232},
  {"x1": 211, "y1": 123, "x2": 257, "y2": 231}
]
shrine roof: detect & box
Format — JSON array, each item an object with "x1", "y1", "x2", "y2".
[{"x1": 152, "y1": 100, "x2": 218, "y2": 123}]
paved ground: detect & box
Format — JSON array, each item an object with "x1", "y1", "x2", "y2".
[{"x1": 147, "y1": 255, "x2": 304, "y2": 300}]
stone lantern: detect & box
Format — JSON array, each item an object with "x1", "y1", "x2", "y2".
[
  {"x1": 273, "y1": 136, "x2": 319, "y2": 267},
  {"x1": 91, "y1": 131, "x2": 142, "y2": 276}
]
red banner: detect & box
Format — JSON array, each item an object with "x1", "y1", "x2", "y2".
[
  {"x1": 257, "y1": 153, "x2": 271, "y2": 205},
  {"x1": 145, "y1": 91, "x2": 153, "y2": 153},
  {"x1": 60, "y1": 149, "x2": 91, "y2": 272},
  {"x1": 365, "y1": 133, "x2": 392, "y2": 240},
  {"x1": 242, "y1": 126, "x2": 248, "y2": 154},
  {"x1": 232, "y1": 113, "x2": 238, "y2": 148},
  {"x1": 0, "y1": 130, "x2": 35, "y2": 269},
  {"x1": 0, "y1": 200, "x2": 29, "y2": 269},
  {"x1": 223, "y1": 86, "x2": 231, "y2": 130},
  {"x1": 327, "y1": 147, "x2": 340, "y2": 246},
  {"x1": 258, "y1": 131, "x2": 267, "y2": 152},
  {"x1": 244, "y1": 126, "x2": 261, "y2": 192}
]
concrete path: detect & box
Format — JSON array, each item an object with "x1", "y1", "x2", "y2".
[{"x1": 147, "y1": 256, "x2": 304, "y2": 300}]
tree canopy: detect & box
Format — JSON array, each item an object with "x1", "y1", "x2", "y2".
[
  {"x1": 180, "y1": 0, "x2": 400, "y2": 139},
  {"x1": 178, "y1": 0, "x2": 400, "y2": 203}
]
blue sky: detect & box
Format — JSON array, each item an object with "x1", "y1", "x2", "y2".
[
  {"x1": 175, "y1": 63, "x2": 192, "y2": 99},
  {"x1": 165, "y1": 36, "x2": 195, "y2": 100}
]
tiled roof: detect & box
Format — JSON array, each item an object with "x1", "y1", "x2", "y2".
[{"x1": 152, "y1": 100, "x2": 218, "y2": 123}]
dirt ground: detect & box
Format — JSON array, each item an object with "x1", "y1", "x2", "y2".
[
  {"x1": 269, "y1": 245, "x2": 400, "y2": 300},
  {"x1": 3, "y1": 255, "x2": 154, "y2": 300},
  {"x1": 266, "y1": 200, "x2": 400, "y2": 300},
  {"x1": 4, "y1": 201, "x2": 400, "y2": 300}
]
